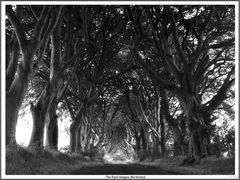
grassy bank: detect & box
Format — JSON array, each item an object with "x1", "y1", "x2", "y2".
[
  {"x1": 5, "y1": 145, "x2": 235, "y2": 175},
  {"x1": 6, "y1": 145, "x2": 101, "y2": 175},
  {"x1": 140, "y1": 155, "x2": 235, "y2": 175}
]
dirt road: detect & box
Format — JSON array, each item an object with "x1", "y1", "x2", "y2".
[{"x1": 70, "y1": 163, "x2": 182, "y2": 175}]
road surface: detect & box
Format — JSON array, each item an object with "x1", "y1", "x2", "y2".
[{"x1": 70, "y1": 163, "x2": 182, "y2": 175}]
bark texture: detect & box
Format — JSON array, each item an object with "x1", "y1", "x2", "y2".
[
  {"x1": 6, "y1": 5, "x2": 51, "y2": 145},
  {"x1": 44, "y1": 15, "x2": 63, "y2": 150},
  {"x1": 6, "y1": 49, "x2": 36, "y2": 145},
  {"x1": 70, "y1": 121, "x2": 81, "y2": 153},
  {"x1": 45, "y1": 102, "x2": 58, "y2": 150},
  {"x1": 29, "y1": 89, "x2": 50, "y2": 151}
]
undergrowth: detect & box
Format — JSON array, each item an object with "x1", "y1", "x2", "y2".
[
  {"x1": 194, "y1": 156, "x2": 235, "y2": 174},
  {"x1": 6, "y1": 145, "x2": 235, "y2": 175},
  {"x1": 140, "y1": 155, "x2": 235, "y2": 175},
  {"x1": 6, "y1": 144, "x2": 98, "y2": 175}
]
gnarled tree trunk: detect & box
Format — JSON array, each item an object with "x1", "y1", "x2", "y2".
[
  {"x1": 53, "y1": 121, "x2": 58, "y2": 149},
  {"x1": 139, "y1": 127, "x2": 149, "y2": 160},
  {"x1": 29, "y1": 88, "x2": 50, "y2": 151},
  {"x1": 75, "y1": 127, "x2": 82, "y2": 153},
  {"x1": 134, "y1": 132, "x2": 141, "y2": 158},
  {"x1": 152, "y1": 136, "x2": 161, "y2": 157},
  {"x1": 177, "y1": 91, "x2": 209, "y2": 161},
  {"x1": 172, "y1": 126, "x2": 185, "y2": 156},
  {"x1": 159, "y1": 89, "x2": 168, "y2": 157},
  {"x1": 188, "y1": 120, "x2": 209, "y2": 161},
  {"x1": 159, "y1": 114, "x2": 166, "y2": 157},
  {"x1": 6, "y1": 5, "x2": 55, "y2": 145},
  {"x1": 6, "y1": 33, "x2": 20, "y2": 92},
  {"x1": 44, "y1": 13, "x2": 63, "y2": 150},
  {"x1": 6, "y1": 49, "x2": 35, "y2": 145},
  {"x1": 70, "y1": 120, "x2": 81, "y2": 153},
  {"x1": 45, "y1": 102, "x2": 58, "y2": 150}
]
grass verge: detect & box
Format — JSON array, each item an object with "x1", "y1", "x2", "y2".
[
  {"x1": 140, "y1": 155, "x2": 235, "y2": 175},
  {"x1": 6, "y1": 144, "x2": 101, "y2": 175}
]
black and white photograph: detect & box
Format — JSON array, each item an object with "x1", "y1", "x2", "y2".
[{"x1": 1, "y1": 1, "x2": 239, "y2": 179}]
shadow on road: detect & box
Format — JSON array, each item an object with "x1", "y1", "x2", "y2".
[{"x1": 70, "y1": 163, "x2": 183, "y2": 175}]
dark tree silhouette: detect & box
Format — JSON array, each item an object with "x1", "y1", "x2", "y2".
[{"x1": 5, "y1": 5, "x2": 235, "y2": 164}]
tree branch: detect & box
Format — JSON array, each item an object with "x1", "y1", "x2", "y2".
[
  {"x1": 191, "y1": 6, "x2": 215, "y2": 67},
  {"x1": 166, "y1": 6, "x2": 188, "y2": 69},
  {"x1": 64, "y1": 96, "x2": 75, "y2": 120},
  {"x1": 132, "y1": 47, "x2": 174, "y2": 90},
  {"x1": 209, "y1": 38, "x2": 235, "y2": 49},
  {"x1": 125, "y1": 6, "x2": 141, "y2": 43},
  {"x1": 30, "y1": 5, "x2": 40, "y2": 20},
  {"x1": 32, "y1": 5, "x2": 51, "y2": 42},
  {"x1": 42, "y1": 6, "x2": 62, "y2": 41},
  {"x1": 6, "y1": 5, "x2": 27, "y2": 51},
  {"x1": 206, "y1": 66, "x2": 235, "y2": 111}
]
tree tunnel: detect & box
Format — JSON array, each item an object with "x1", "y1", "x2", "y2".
[{"x1": 6, "y1": 5, "x2": 235, "y2": 165}]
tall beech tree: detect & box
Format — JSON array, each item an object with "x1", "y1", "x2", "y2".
[
  {"x1": 29, "y1": 6, "x2": 62, "y2": 150},
  {"x1": 30, "y1": 6, "x2": 89, "y2": 150},
  {"x1": 6, "y1": 5, "x2": 58, "y2": 145},
  {"x1": 127, "y1": 5, "x2": 235, "y2": 161}
]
